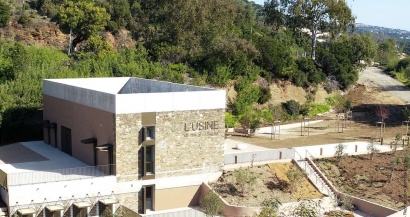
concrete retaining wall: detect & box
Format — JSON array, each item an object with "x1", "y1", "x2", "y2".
[
  {"x1": 224, "y1": 148, "x2": 295, "y2": 165},
  {"x1": 200, "y1": 183, "x2": 259, "y2": 217}
]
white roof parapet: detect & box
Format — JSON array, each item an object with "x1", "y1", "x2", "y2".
[{"x1": 43, "y1": 77, "x2": 226, "y2": 113}]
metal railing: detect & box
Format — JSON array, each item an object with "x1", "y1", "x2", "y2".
[
  {"x1": 7, "y1": 164, "x2": 116, "y2": 186},
  {"x1": 294, "y1": 150, "x2": 337, "y2": 204}
]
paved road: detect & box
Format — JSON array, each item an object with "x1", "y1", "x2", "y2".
[{"x1": 358, "y1": 67, "x2": 410, "y2": 103}]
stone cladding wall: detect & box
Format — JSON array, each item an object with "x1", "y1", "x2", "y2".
[
  {"x1": 154, "y1": 109, "x2": 225, "y2": 178},
  {"x1": 115, "y1": 113, "x2": 141, "y2": 182}
]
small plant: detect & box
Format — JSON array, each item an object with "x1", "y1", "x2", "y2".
[
  {"x1": 18, "y1": 13, "x2": 31, "y2": 28},
  {"x1": 286, "y1": 165, "x2": 305, "y2": 195},
  {"x1": 341, "y1": 195, "x2": 355, "y2": 211},
  {"x1": 367, "y1": 138, "x2": 379, "y2": 160},
  {"x1": 234, "y1": 167, "x2": 258, "y2": 196},
  {"x1": 335, "y1": 143, "x2": 347, "y2": 163},
  {"x1": 256, "y1": 197, "x2": 282, "y2": 217},
  {"x1": 200, "y1": 190, "x2": 223, "y2": 217}
]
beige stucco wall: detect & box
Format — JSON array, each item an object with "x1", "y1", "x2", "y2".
[
  {"x1": 115, "y1": 113, "x2": 141, "y2": 182},
  {"x1": 43, "y1": 95, "x2": 115, "y2": 166},
  {"x1": 155, "y1": 109, "x2": 225, "y2": 178},
  {"x1": 155, "y1": 185, "x2": 201, "y2": 211}
]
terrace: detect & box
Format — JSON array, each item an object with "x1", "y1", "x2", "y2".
[{"x1": 0, "y1": 141, "x2": 115, "y2": 189}]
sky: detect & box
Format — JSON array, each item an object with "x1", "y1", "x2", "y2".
[{"x1": 252, "y1": 0, "x2": 410, "y2": 31}]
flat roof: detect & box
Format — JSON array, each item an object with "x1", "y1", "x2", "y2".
[
  {"x1": 0, "y1": 141, "x2": 88, "y2": 175},
  {"x1": 0, "y1": 143, "x2": 48, "y2": 164},
  {"x1": 43, "y1": 77, "x2": 226, "y2": 114}
]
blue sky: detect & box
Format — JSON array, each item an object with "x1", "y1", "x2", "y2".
[{"x1": 252, "y1": 0, "x2": 410, "y2": 31}]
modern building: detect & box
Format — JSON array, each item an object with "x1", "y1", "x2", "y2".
[{"x1": 0, "y1": 77, "x2": 226, "y2": 217}]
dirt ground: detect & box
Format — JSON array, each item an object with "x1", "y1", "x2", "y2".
[
  {"x1": 316, "y1": 150, "x2": 410, "y2": 210},
  {"x1": 210, "y1": 162, "x2": 323, "y2": 207},
  {"x1": 230, "y1": 69, "x2": 410, "y2": 149},
  {"x1": 226, "y1": 67, "x2": 410, "y2": 211}
]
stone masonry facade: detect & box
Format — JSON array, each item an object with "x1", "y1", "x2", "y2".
[
  {"x1": 115, "y1": 113, "x2": 141, "y2": 182},
  {"x1": 155, "y1": 109, "x2": 225, "y2": 178}
]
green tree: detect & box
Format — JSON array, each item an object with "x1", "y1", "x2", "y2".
[
  {"x1": 239, "y1": 109, "x2": 261, "y2": 136},
  {"x1": 278, "y1": 0, "x2": 354, "y2": 60},
  {"x1": 0, "y1": 0, "x2": 10, "y2": 27},
  {"x1": 377, "y1": 38, "x2": 398, "y2": 68},
  {"x1": 58, "y1": 1, "x2": 110, "y2": 51},
  {"x1": 263, "y1": 0, "x2": 284, "y2": 31},
  {"x1": 200, "y1": 190, "x2": 223, "y2": 217}
]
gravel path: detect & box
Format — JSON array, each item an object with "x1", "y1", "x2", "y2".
[{"x1": 358, "y1": 67, "x2": 410, "y2": 103}]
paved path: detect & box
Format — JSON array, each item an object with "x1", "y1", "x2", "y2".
[{"x1": 358, "y1": 67, "x2": 410, "y2": 103}]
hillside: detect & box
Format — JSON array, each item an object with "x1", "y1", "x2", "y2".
[
  {"x1": 0, "y1": 0, "x2": 389, "y2": 144},
  {"x1": 355, "y1": 23, "x2": 410, "y2": 54}
]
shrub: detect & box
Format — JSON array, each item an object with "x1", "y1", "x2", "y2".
[
  {"x1": 239, "y1": 110, "x2": 261, "y2": 134},
  {"x1": 261, "y1": 109, "x2": 274, "y2": 123},
  {"x1": 309, "y1": 103, "x2": 331, "y2": 116},
  {"x1": 258, "y1": 87, "x2": 271, "y2": 104},
  {"x1": 18, "y1": 13, "x2": 32, "y2": 28},
  {"x1": 200, "y1": 191, "x2": 223, "y2": 217},
  {"x1": 0, "y1": 0, "x2": 10, "y2": 27},
  {"x1": 282, "y1": 100, "x2": 300, "y2": 117},
  {"x1": 225, "y1": 112, "x2": 238, "y2": 128},
  {"x1": 232, "y1": 84, "x2": 260, "y2": 115}
]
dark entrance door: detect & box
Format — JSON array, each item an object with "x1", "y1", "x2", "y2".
[{"x1": 61, "y1": 126, "x2": 72, "y2": 156}]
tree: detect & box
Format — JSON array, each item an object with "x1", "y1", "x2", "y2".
[
  {"x1": 377, "y1": 38, "x2": 398, "y2": 67},
  {"x1": 279, "y1": 0, "x2": 354, "y2": 60},
  {"x1": 239, "y1": 109, "x2": 261, "y2": 136},
  {"x1": 334, "y1": 143, "x2": 346, "y2": 162},
  {"x1": 366, "y1": 138, "x2": 379, "y2": 160},
  {"x1": 58, "y1": 1, "x2": 110, "y2": 51},
  {"x1": 263, "y1": 0, "x2": 284, "y2": 31},
  {"x1": 0, "y1": 0, "x2": 10, "y2": 27},
  {"x1": 200, "y1": 190, "x2": 223, "y2": 217}
]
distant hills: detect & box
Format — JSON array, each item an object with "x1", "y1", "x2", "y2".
[{"x1": 355, "y1": 23, "x2": 410, "y2": 41}]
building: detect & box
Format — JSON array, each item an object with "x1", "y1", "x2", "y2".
[{"x1": 0, "y1": 77, "x2": 226, "y2": 217}]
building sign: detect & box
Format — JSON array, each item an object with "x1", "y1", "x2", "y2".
[{"x1": 184, "y1": 121, "x2": 219, "y2": 131}]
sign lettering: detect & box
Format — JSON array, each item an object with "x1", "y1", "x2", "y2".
[{"x1": 184, "y1": 121, "x2": 219, "y2": 131}]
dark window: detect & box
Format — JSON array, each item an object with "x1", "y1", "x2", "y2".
[
  {"x1": 61, "y1": 126, "x2": 72, "y2": 156},
  {"x1": 146, "y1": 146, "x2": 154, "y2": 174},
  {"x1": 142, "y1": 126, "x2": 155, "y2": 141}
]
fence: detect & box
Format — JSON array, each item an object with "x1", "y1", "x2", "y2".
[
  {"x1": 7, "y1": 164, "x2": 115, "y2": 186},
  {"x1": 224, "y1": 148, "x2": 295, "y2": 165}
]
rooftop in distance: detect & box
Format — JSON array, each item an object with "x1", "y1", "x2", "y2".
[
  {"x1": 45, "y1": 77, "x2": 215, "y2": 95},
  {"x1": 43, "y1": 77, "x2": 226, "y2": 114}
]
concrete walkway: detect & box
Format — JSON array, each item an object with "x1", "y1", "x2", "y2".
[{"x1": 255, "y1": 120, "x2": 324, "y2": 135}]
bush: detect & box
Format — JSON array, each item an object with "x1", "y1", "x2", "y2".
[
  {"x1": 239, "y1": 110, "x2": 261, "y2": 133},
  {"x1": 282, "y1": 100, "x2": 301, "y2": 117},
  {"x1": 200, "y1": 191, "x2": 223, "y2": 217},
  {"x1": 309, "y1": 103, "x2": 331, "y2": 116},
  {"x1": 0, "y1": 0, "x2": 10, "y2": 27},
  {"x1": 261, "y1": 109, "x2": 274, "y2": 123},
  {"x1": 258, "y1": 87, "x2": 271, "y2": 104},
  {"x1": 225, "y1": 112, "x2": 238, "y2": 128},
  {"x1": 18, "y1": 13, "x2": 32, "y2": 28},
  {"x1": 232, "y1": 84, "x2": 260, "y2": 115}
]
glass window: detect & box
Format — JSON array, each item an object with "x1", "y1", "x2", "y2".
[
  {"x1": 146, "y1": 127, "x2": 155, "y2": 140},
  {"x1": 146, "y1": 146, "x2": 154, "y2": 174}
]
